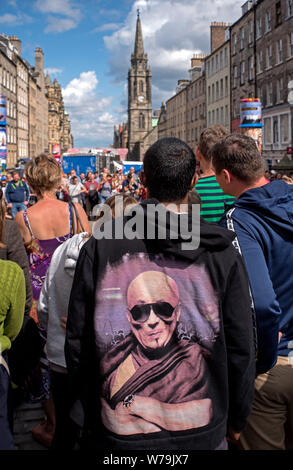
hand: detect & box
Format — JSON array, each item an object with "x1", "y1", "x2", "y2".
[
  {"x1": 60, "y1": 316, "x2": 67, "y2": 331},
  {"x1": 227, "y1": 427, "x2": 241, "y2": 445},
  {"x1": 7, "y1": 203, "x2": 12, "y2": 208},
  {"x1": 24, "y1": 201, "x2": 28, "y2": 206}
]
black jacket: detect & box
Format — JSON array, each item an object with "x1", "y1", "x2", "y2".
[{"x1": 65, "y1": 199, "x2": 255, "y2": 451}]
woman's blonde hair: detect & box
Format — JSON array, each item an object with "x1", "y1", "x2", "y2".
[{"x1": 25, "y1": 154, "x2": 61, "y2": 196}]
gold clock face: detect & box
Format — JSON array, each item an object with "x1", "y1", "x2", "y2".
[{"x1": 138, "y1": 95, "x2": 144, "y2": 103}]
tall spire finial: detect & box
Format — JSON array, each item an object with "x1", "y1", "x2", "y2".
[{"x1": 133, "y1": 8, "x2": 145, "y2": 58}]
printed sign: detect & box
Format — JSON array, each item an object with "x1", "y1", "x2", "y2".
[
  {"x1": 0, "y1": 128, "x2": 7, "y2": 160},
  {"x1": 240, "y1": 99, "x2": 262, "y2": 128},
  {"x1": 0, "y1": 95, "x2": 7, "y2": 126}
]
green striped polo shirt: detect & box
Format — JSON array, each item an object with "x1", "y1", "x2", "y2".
[{"x1": 195, "y1": 175, "x2": 235, "y2": 223}]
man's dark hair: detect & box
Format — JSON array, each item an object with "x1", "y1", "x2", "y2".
[
  {"x1": 198, "y1": 125, "x2": 229, "y2": 162},
  {"x1": 143, "y1": 137, "x2": 196, "y2": 202},
  {"x1": 211, "y1": 133, "x2": 264, "y2": 184}
]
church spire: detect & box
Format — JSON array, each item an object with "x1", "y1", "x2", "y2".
[{"x1": 133, "y1": 9, "x2": 145, "y2": 58}]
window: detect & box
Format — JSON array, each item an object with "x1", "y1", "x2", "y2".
[
  {"x1": 248, "y1": 21, "x2": 253, "y2": 44},
  {"x1": 264, "y1": 117, "x2": 272, "y2": 144},
  {"x1": 288, "y1": 33, "x2": 293, "y2": 57},
  {"x1": 225, "y1": 105, "x2": 228, "y2": 126},
  {"x1": 280, "y1": 114, "x2": 289, "y2": 142},
  {"x1": 216, "y1": 108, "x2": 219, "y2": 124},
  {"x1": 211, "y1": 57, "x2": 214, "y2": 73},
  {"x1": 139, "y1": 81, "x2": 144, "y2": 93},
  {"x1": 220, "y1": 51, "x2": 223, "y2": 69},
  {"x1": 277, "y1": 39, "x2": 283, "y2": 63},
  {"x1": 276, "y1": 77, "x2": 283, "y2": 103},
  {"x1": 233, "y1": 65, "x2": 238, "y2": 88},
  {"x1": 220, "y1": 78, "x2": 223, "y2": 98},
  {"x1": 208, "y1": 111, "x2": 211, "y2": 126},
  {"x1": 216, "y1": 54, "x2": 219, "y2": 71},
  {"x1": 225, "y1": 76, "x2": 228, "y2": 96},
  {"x1": 139, "y1": 113, "x2": 145, "y2": 129},
  {"x1": 216, "y1": 81, "x2": 219, "y2": 100},
  {"x1": 212, "y1": 83, "x2": 215, "y2": 103},
  {"x1": 248, "y1": 56, "x2": 254, "y2": 80},
  {"x1": 220, "y1": 106, "x2": 224, "y2": 124},
  {"x1": 276, "y1": 1, "x2": 282, "y2": 26},
  {"x1": 267, "y1": 82, "x2": 273, "y2": 105},
  {"x1": 240, "y1": 27, "x2": 245, "y2": 50},
  {"x1": 266, "y1": 45, "x2": 273, "y2": 68},
  {"x1": 208, "y1": 86, "x2": 211, "y2": 104},
  {"x1": 273, "y1": 116, "x2": 279, "y2": 143},
  {"x1": 207, "y1": 61, "x2": 210, "y2": 77},
  {"x1": 224, "y1": 47, "x2": 228, "y2": 66},
  {"x1": 256, "y1": 17, "x2": 262, "y2": 39},
  {"x1": 233, "y1": 33, "x2": 237, "y2": 54},
  {"x1": 257, "y1": 51, "x2": 263, "y2": 73},
  {"x1": 287, "y1": 0, "x2": 293, "y2": 18},
  {"x1": 265, "y1": 10, "x2": 272, "y2": 32},
  {"x1": 240, "y1": 61, "x2": 245, "y2": 85}
]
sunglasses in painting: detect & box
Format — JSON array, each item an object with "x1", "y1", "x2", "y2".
[{"x1": 129, "y1": 301, "x2": 178, "y2": 323}]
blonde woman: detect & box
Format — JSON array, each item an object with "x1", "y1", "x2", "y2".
[{"x1": 14, "y1": 154, "x2": 89, "y2": 448}]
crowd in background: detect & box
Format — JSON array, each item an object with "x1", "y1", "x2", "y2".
[{"x1": 0, "y1": 128, "x2": 293, "y2": 453}]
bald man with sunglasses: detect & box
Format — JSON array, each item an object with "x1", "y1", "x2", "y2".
[{"x1": 100, "y1": 271, "x2": 212, "y2": 436}]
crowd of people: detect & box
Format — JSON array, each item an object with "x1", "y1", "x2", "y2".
[{"x1": 0, "y1": 126, "x2": 292, "y2": 454}]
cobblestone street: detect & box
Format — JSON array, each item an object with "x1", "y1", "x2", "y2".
[{"x1": 13, "y1": 401, "x2": 47, "y2": 451}]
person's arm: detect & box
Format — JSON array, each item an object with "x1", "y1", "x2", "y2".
[
  {"x1": 222, "y1": 253, "x2": 255, "y2": 435},
  {"x1": 5, "y1": 265, "x2": 26, "y2": 344},
  {"x1": 232, "y1": 220, "x2": 281, "y2": 375},
  {"x1": 37, "y1": 268, "x2": 50, "y2": 332},
  {"x1": 5, "y1": 182, "x2": 12, "y2": 205},
  {"x1": 5, "y1": 220, "x2": 32, "y2": 318},
  {"x1": 65, "y1": 240, "x2": 97, "y2": 431},
  {"x1": 24, "y1": 182, "x2": 30, "y2": 203}
]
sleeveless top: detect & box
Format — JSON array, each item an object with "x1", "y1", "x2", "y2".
[{"x1": 23, "y1": 204, "x2": 73, "y2": 323}]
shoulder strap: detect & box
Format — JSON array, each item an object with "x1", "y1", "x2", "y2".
[
  {"x1": 68, "y1": 201, "x2": 85, "y2": 234},
  {"x1": 225, "y1": 208, "x2": 258, "y2": 359},
  {"x1": 23, "y1": 209, "x2": 34, "y2": 238}
]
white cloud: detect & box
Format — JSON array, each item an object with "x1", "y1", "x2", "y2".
[
  {"x1": 62, "y1": 71, "x2": 116, "y2": 147},
  {"x1": 44, "y1": 67, "x2": 63, "y2": 75},
  {"x1": 104, "y1": 0, "x2": 242, "y2": 108},
  {"x1": 35, "y1": 0, "x2": 81, "y2": 20},
  {"x1": 92, "y1": 23, "x2": 121, "y2": 33},
  {"x1": 35, "y1": 0, "x2": 82, "y2": 33},
  {"x1": 0, "y1": 13, "x2": 33, "y2": 24}
]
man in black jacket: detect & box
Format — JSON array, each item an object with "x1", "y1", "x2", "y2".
[{"x1": 65, "y1": 137, "x2": 255, "y2": 451}]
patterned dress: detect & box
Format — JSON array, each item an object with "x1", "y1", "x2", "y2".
[{"x1": 23, "y1": 206, "x2": 73, "y2": 402}]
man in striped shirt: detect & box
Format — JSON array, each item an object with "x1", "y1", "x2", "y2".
[{"x1": 195, "y1": 126, "x2": 235, "y2": 223}]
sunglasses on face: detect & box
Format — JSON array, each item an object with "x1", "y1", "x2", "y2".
[{"x1": 129, "y1": 302, "x2": 177, "y2": 323}]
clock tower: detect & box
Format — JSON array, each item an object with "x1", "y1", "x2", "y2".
[{"x1": 127, "y1": 11, "x2": 152, "y2": 160}]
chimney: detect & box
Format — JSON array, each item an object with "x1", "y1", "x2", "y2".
[
  {"x1": 210, "y1": 22, "x2": 229, "y2": 53},
  {"x1": 8, "y1": 35, "x2": 21, "y2": 56}
]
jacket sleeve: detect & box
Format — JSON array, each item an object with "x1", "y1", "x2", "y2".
[
  {"x1": 65, "y1": 241, "x2": 99, "y2": 430},
  {"x1": 24, "y1": 182, "x2": 30, "y2": 201},
  {"x1": 222, "y1": 253, "x2": 256, "y2": 433},
  {"x1": 5, "y1": 183, "x2": 12, "y2": 203},
  {"x1": 232, "y1": 219, "x2": 281, "y2": 375},
  {"x1": 5, "y1": 266, "x2": 26, "y2": 345},
  {"x1": 5, "y1": 220, "x2": 32, "y2": 318}
]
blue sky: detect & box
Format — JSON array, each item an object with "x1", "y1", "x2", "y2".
[{"x1": 0, "y1": 0, "x2": 242, "y2": 148}]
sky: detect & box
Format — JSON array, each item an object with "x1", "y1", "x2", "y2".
[{"x1": 0, "y1": 0, "x2": 243, "y2": 148}]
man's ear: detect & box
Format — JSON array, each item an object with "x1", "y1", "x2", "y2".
[
  {"x1": 190, "y1": 171, "x2": 198, "y2": 189},
  {"x1": 223, "y1": 169, "x2": 232, "y2": 184},
  {"x1": 195, "y1": 146, "x2": 201, "y2": 162}
]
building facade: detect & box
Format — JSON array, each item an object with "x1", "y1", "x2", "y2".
[
  {"x1": 127, "y1": 12, "x2": 153, "y2": 160},
  {"x1": 256, "y1": 0, "x2": 293, "y2": 166},
  {"x1": 0, "y1": 36, "x2": 17, "y2": 167},
  {"x1": 45, "y1": 75, "x2": 73, "y2": 156},
  {"x1": 206, "y1": 40, "x2": 231, "y2": 130},
  {"x1": 186, "y1": 55, "x2": 207, "y2": 150}
]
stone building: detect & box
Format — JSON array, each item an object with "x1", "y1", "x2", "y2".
[
  {"x1": 45, "y1": 75, "x2": 73, "y2": 155},
  {"x1": 206, "y1": 37, "x2": 231, "y2": 130},
  {"x1": 113, "y1": 122, "x2": 128, "y2": 149},
  {"x1": 0, "y1": 34, "x2": 17, "y2": 167},
  {"x1": 127, "y1": 12, "x2": 153, "y2": 160},
  {"x1": 230, "y1": 0, "x2": 293, "y2": 167},
  {"x1": 186, "y1": 55, "x2": 207, "y2": 150},
  {"x1": 256, "y1": 0, "x2": 293, "y2": 166},
  {"x1": 34, "y1": 48, "x2": 49, "y2": 157},
  {"x1": 230, "y1": 2, "x2": 257, "y2": 133}
]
